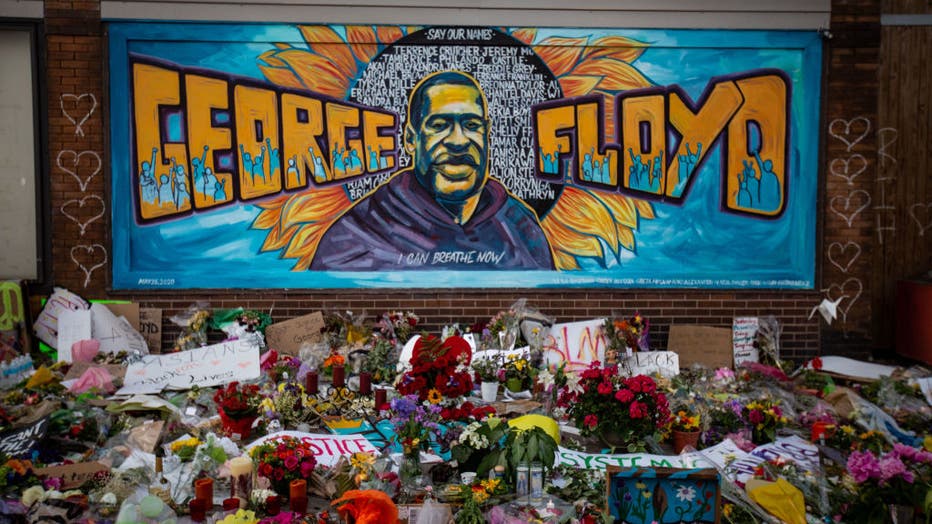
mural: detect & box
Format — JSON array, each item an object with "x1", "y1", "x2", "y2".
[{"x1": 109, "y1": 23, "x2": 822, "y2": 289}]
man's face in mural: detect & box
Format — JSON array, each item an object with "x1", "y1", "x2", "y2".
[{"x1": 405, "y1": 77, "x2": 490, "y2": 202}]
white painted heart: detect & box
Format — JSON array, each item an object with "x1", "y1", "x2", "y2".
[
  {"x1": 825, "y1": 278, "x2": 863, "y2": 322},
  {"x1": 829, "y1": 190, "x2": 871, "y2": 227},
  {"x1": 60, "y1": 93, "x2": 97, "y2": 137},
  {"x1": 61, "y1": 195, "x2": 105, "y2": 236},
  {"x1": 828, "y1": 117, "x2": 871, "y2": 152},
  {"x1": 829, "y1": 154, "x2": 867, "y2": 186},
  {"x1": 908, "y1": 202, "x2": 932, "y2": 236},
  {"x1": 70, "y1": 244, "x2": 108, "y2": 288},
  {"x1": 827, "y1": 240, "x2": 861, "y2": 274},
  {"x1": 57, "y1": 150, "x2": 101, "y2": 192}
]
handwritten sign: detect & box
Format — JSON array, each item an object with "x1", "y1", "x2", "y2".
[
  {"x1": 667, "y1": 325, "x2": 733, "y2": 369},
  {"x1": 265, "y1": 312, "x2": 324, "y2": 356},
  {"x1": 37, "y1": 461, "x2": 108, "y2": 489},
  {"x1": 733, "y1": 317, "x2": 760, "y2": 366},
  {"x1": 139, "y1": 308, "x2": 162, "y2": 353},
  {"x1": 91, "y1": 303, "x2": 148, "y2": 355},
  {"x1": 33, "y1": 287, "x2": 89, "y2": 348},
  {"x1": 619, "y1": 351, "x2": 679, "y2": 378},
  {"x1": 543, "y1": 318, "x2": 609, "y2": 371},
  {"x1": 118, "y1": 339, "x2": 260, "y2": 394},
  {"x1": 246, "y1": 431, "x2": 377, "y2": 467},
  {"x1": 56, "y1": 309, "x2": 92, "y2": 362},
  {"x1": 0, "y1": 417, "x2": 49, "y2": 458}
]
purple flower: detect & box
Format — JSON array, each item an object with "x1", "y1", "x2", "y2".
[
  {"x1": 847, "y1": 450, "x2": 881, "y2": 483},
  {"x1": 878, "y1": 454, "x2": 913, "y2": 484},
  {"x1": 390, "y1": 395, "x2": 418, "y2": 418}
]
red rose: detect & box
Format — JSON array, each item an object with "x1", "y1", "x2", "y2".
[
  {"x1": 584, "y1": 414, "x2": 599, "y2": 429},
  {"x1": 628, "y1": 400, "x2": 648, "y2": 419},
  {"x1": 615, "y1": 388, "x2": 634, "y2": 403},
  {"x1": 597, "y1": 381, "x2": 613, "y2": 395},
  {"x1": 811, "y1": 357, "x2": 823, "y2": 370}
]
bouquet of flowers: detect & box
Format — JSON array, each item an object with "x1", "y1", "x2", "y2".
[
  {"x1": 557, "y1": 363, "x2": 669, "y2": 451},
  {"x1": 363, "y1": 336, "x2": 399, "y2": 385},
  {"x1": 389, "y1": 394, "x2": 442, "y2": 459},
  {"x1": 169, "y1": 437, "x2": 202, "y2": 462},
  {"x1": 486, "y1": 309, "x2": 519, "y2": 350},
  {"x1": 603, "y1": 311, "x2": 649, "y2": 357},
  {"x1": 472, "y1": 357, "x2": 500, "y2": 383},
  {"x1": 261, "y1": 350, "x2": 303, "y2": 383},
  {"x1": 321, "y1": 349, "x2": 346, "y2": 378},
  {"x1": 742, "y1": 399, "x2": 787, "y2": 444},
  {"x1": 845, "y1": 444, "x2": 932, "y2": 521},
  {"x1": 497, "y1": 354, "x2": 534, "y2": 392},
  {"x1": 214, "y1": 382, "x2": 261, "y2": 437},
  {"x1": 670, "y1": 406, "x2": 701, "y2": 432},
  {"x1": 249, "y1": 436, "x2": 318, "y2": 495},
  {"x1": 396, "y1": 335, "x2": 473, "y2": 403},
  {"x1": 378, "y1": 311, "x2": 420, "y2": 344}
]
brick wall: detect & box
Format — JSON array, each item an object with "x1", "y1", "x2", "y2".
[{"x1": 43, "y1": 0, "x2": 889, "y2": 364}]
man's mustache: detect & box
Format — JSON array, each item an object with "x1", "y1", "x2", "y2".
[{"x1": 436, "y1": 154, "x2": 479, "y2": 166}]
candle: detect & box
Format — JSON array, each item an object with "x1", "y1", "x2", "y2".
[
  {"x1": 189, "y1": 498, "x2": 207, "y2": 522},
  {"x1": 290, "y1": 496, "x2": 308, "y2": 514},
  {"x1": 359, "y1": 372, "x2": 372, "y2": 395},
  {"x1": 228, "y1": 456, "x2": 253, "y2": 505},
  {"x1": 194, "y1": 477, "x2": 213, "y2": 504},
  {"x1": 332, "y1": 365, "x2": 345, "y2": 387},
  {"x1": 222, "y1": 498, "x2": 239, "y2": 511},
  {"x1": 375, "y1": 388, "x2": 387, "y2": 410},
  {"x1": 289, "y1": 478, "x2": 307, "y2": 500},
  {"x1": 305, "y1": 371, "x2": 318, "y2": 394},
  {"x1": 266, "y1": 495, "x2": 281, "y2": 516}
]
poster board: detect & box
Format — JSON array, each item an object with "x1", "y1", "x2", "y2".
[
  {"x1": 118, "y1": 339, "x2": 260, "y2": 394},
  {"x1": 667, "y1": 325, "x2": 733, "y2": 369},
  {"x1": 732, "y1": 317, "x2": 760, "y2": 365},
  {"x1": 139, "y1": 308, "x2": 162, "y2": 353},
  {"x1": 606, "y1": 466, "x2": 721, "y2": 523},
  {"x1": 265, "y1": 312, "x2": 325, "y2": 356}
]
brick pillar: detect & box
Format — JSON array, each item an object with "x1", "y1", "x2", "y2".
[
  {"x1": 820, "y1": 0, "x2": 881, "y2": 356},
  {"x1": 45, "y1": 0, "x2": 108, "y2": 296}
]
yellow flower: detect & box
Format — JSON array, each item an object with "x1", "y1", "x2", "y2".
[
  {"x1": 514, "y1": 360, "x2": 525, "y2": 371},
  {"x1": 723, "y1": 503, "x2": 734, "y2": 517},
  {"x1": 218, "y1": 509, "x2": 258, "y2": 524},
  {"x1": 350, "y1": 451, "x2": 376, "y2": 470},
  {"x1": 483, "y1": 478, "x2": 501, "y2": 492},
  {"x1": 170, "y1": 437, "x2": 201, "y2": 453},
  {"x1": 642, "y1": 491, "x2": 652, "y2": 499},
  {"x1": 427, "y1": 388, "x2": 443, "y2": 404},
  {"x1": 635, "y1": 482, "x2": 646, "y2": 490}
]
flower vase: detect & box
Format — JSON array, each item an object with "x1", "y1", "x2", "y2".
[
  {"x1": 218, "y1": 407, "x2": 257, "y2": 440},
  {"x1": 672, "y1": 430, "x2": 701, "y2": 454},
  {"x1": 888, "y1": 504, "x2": 915, "y2": 523},
  {"x1": 399, "y1": 450, "x2": 423, "y2": 491},
  {"x1": 481, "y1": 382, "x2": 498, "y2": 402},
  {"x1": 505, "y1": 378, "x2": 524, "y2": 393}
]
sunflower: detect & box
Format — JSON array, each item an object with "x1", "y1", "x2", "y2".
[
  {"x1": 426, "y1": 388, "x2": 443, "y2": 404},
  {"x1": 253, "y1": 26, "x2": 655, "y2": 271}
]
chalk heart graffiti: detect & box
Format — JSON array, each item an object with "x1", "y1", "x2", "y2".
[
  {"x1": 60, "y1": 93, "x2": 97, "y2": 137},
  {"x1": 829, "y1": 117, "x2": 871, "y2": 152},
  {"x1": 827, "y1": 240, "x2": 861, "y2": 274},
  {"x1": 825, "y1": 278, "x2": 863, "y2": 322},
  {"x1": 70, "y1": 244, "x2": 108, "y2": 288},
  {"x1": 829, "y1": 154, "x2": 867, "y2": 186},
  {"x1": 61, "y1": 195, "x2": 105, "y2": 237},
  {"x1": 909, "y1": 202, "x2": 932, "y2": 236},
  {"x1": 57, "y1": 150, "x2": 101, "y2": 192},
  {"x1": 829, "y1": 190, "x2": 871, "y2": 227}
]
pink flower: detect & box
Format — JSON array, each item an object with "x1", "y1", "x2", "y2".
[
  {"x1": 283, "y1": 455, "x2": 300, "y2": 471},
  {"x1": 748, "y1": 409, "x2": 764, "y2": 425},
  {"x1": 300, "y1": 459, "x2": 315, "y2": 477},
  {"x1": 615, "y1": 389, "x2": 634, "y2": 403},
  {"x1": 878, "y1": 454, "x2": 913, "y2": 484},
  {"x1": 584, "y1": 414, "x2": 598, "y2": 429},
  {"x1": 847, "y1": 450, "x2": 881, "y2": 483},
  {"x1": 629, "y1": 401, "x2": 648, "y2": 420}
]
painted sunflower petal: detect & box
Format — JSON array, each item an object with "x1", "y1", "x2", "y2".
[
  {"x1": 261, "y1": 224, "x2": 299, "y2": 252},
  {"x1": 376, "y1": 26, "x2": 406, "y2": 45},
  {"x1": 596, "y1": 191, "x2": 639, "y2": 229},
  {"x1": 572, "y1": 58, "x2": 652, "y2": 91},
  {"x1": 298, "y1": 25, "x2": 358, "y2": 78},
  {"x1": 533, "y1": 36, "x2": 588, "y2": 76},
  {"x1": 510, "y1": 28, "x2": 537, "y2": 45},
  {"x1": 635, "y1": 199, "x2": 655, "y2": 219},
  {"x1": 616, "y1": 224, "x2": 636, "y2": 252},
  {"x1": 263, "y1": 48, "x2": 350, "y2": 97},
  {"x1": 281, "y1": 187, "x2": 351, "y2": 227},
  {"x1": 283, "y1": 223, "x2": 328, "y2": 260},
  {"x1": 552, "y1": 250, "x2": 581, "y2": 271},
  {"x1": 345, "y1": 25, "x2": 379, "y2": 64},
  {"x1": 558, "y1": 75, "x2": 601, "y2": 97},
  {"x1": 584, "y1": 36, "x2": 648, "y2": 63},
  {"x1": 547, "y1": 186, "x2": 619, "y2": 253},
  {"x1": 542, "y1": 219, "x2": 606, "y2": 259}
]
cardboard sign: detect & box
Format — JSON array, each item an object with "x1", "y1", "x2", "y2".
[
  {"x1": 246, "y1": 431, "x2": 377, "y2": 467},
  {"x1": 0, "y1": 417, "x2": 49, "y2": 458},
  {"x1": 139, "y1": 308, "x2": 162, "y2": 353},
  {"x1": 36, "y1": 461, "x2": 109, "y2": 489},
  {"x1": 104, "y1": 302, "x2": 140, "y2": 330},
  {"x1": 265, "y1": 311, "x2": 325, "y2": 356},
  {"x1": 732, "y1": 317, "x2": 760, "y2": 365},
  {"x1": 667, "y1": 325, "x2": 733, "y2": 369},
  {"x1": 118, "y1": 339, "x2": 260, "y2": 394},
  {"x1": 619, "y1": 350, "x2": 680, "y2": 378},
  {"x1": 33, "y1": 287, "x2": 89, "y2": 349},
  {"x1": 90, "y1": 303, "x2": 148, "y2": 355},
  {"x1": 542, "y1": 318, "x2": 609, "y2": 371}
]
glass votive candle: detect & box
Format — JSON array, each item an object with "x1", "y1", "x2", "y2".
[{"x1": 189, "y1": 498, "x2": 207, "y2": 522}]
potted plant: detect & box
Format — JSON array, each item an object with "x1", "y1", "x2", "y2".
[
  {"x1": 668, "y1": 406, "x2": 702, "y2": 454},
  {"x1": 212, "y1": 382, "x2": 261, "y2": 439},
  {"x1": 499, "y1": 354, "x2": 534, "y2": 394},
  {"x1": 472, "y1": 357, "x2": 500, "y2": 402}
]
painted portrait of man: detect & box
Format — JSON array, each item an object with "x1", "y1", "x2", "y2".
[{"x1": 310, "y1": 70, "x2": 556, "y2": 271}]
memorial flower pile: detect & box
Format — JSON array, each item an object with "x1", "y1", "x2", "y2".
[
  {"x1": 742, "y1": 399, "x2": 788, "y2": 444},
  {"x1": 603, "y1": 311, "x2": 649, "y2": 355},
  {"x1": 249, "y1": 435, "x2": 318, "y2": 495},
  {"x1": 214, "y1": 382, "x2": 261, "y2": 420},
  {"x1": 395, "y1": 335, "x2": 472, "y2": 403},
  {"x1": 845, "y1": 444, "x2": 932, "y2": 518},
  {"x1": 377, "y1": 311, "x2": 419, "y2": 344},
  {"x1": 557, "y1": 362, "x2": 669, "y2": 450},
  {"x1": 389, "y1": 395, "x2": 442, "y2": 455}
]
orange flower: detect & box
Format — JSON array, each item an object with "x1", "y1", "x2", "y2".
[{"x1": 7, "y1": 459, "x2": 31, "y2": 476}]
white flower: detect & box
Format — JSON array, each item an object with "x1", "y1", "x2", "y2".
[
  {"x1": 675, "y1": 485, "x2": 696, "y2": 503},
  {"x1": 538, "y1": 369, "x2": 555, "y2": 391},
  {"x1": 21, "y1": 485, "x2": 45, "y2": 507},
  {"x1": 565, "y1": 373, "x2": 584, "y2": 395}
]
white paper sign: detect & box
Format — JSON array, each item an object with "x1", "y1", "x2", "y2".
[
  {"x1": 90, "y1": 303, "x2": 148, "y2": 355},
  {"x1": 56, "y1": 309, "x2": 92, "y2": 363},
  {"x1": 246, "y1": 431, "x2": 378, "y2": 467},
  {"x1": 33, "y1": 287, "x2": 89, "y2": 348},
  {"x1": 619, "y1": 351, "x2": 680, "y2": 378},
  {"x1": 543, "y1": 318, "x2": 609, "y2": 371},
  {"x1": 118, "y1": 339, "x2": 260, "y2": 394},
  {"x1": 732, "y1": 317, "x2": 760, "y2": 366}
]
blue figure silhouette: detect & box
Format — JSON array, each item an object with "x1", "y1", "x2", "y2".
[
  {"x1": 157, "y1": 174, "x2": 173, "y2": 205},
  {"x1": 347, "y1": 149, "x2": 362, "y2": 172},
  {"x1": 140, "y1": 147, "x2": 159, "y2": 204},
  {"x1": 171, "y1": 160, "x2": 188, "y2": 209},
  {"x1": 754, "y1": 152, "x2": 781, "y2": 211},
  {"x1": 592, "y1": 159, "x2": 601, "y2": 182},
  {"x1": 742, "y1": 160, "x2": 759, "y2": 208},
  {"x1": 266, "y1": 138, "x2": 280, "y2": 177},
  {"x1": 203, "y1": 167, "x2": 218, "y2": 200},
  {"x1": 650, "y1": 153, "x2": 663, "y2": 191},
  {"x1": 676, "y1": 142, "x2": 703, "y2": 193},
  {"x1": 736, "y1": 172, "x2": 752, "y2": 207},
  {"x1": 379, "y1": 152, "x2": 388, "y2": 170},
  {"x1": 239, "y1": 144, "x2": 255, "y2": 183},
  {"x1": 309, "y1": 146, "x2": 327, "y2": 182},
  {"x1": 582, "y1": 149, "x2": 594, "y2": 181},
  {"x1": 368, "y1": 145, "x2": 380, "y2": 171},
  {"x1": 214, "y1": 179, "x2": 227, "y2": 201},
  {"x1": 600, "y1": 151, "x2": 612, "y2": 183},
  {"x1": 252, "y1": 145, "x2": 267, "y2": 182},
  {"x1": 175, "y1": 180, "x2": 190, "y2": 210},
  {"x1": 286, "y1": 157, "x2": 300, "y2": 186},
  {"x1": 332, "y1": 145, "x2": 346, "y2": 175},
  {"x1": 192, "y1": 144, "x2": 209, "y2": 183}
]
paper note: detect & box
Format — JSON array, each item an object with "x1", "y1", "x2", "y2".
[
  {"x1": 91, "y1": 303, "x2": 148, "y2": 355},
  {"x1": 56, "y1": 309, "x2": 92, "y2": 363}
]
